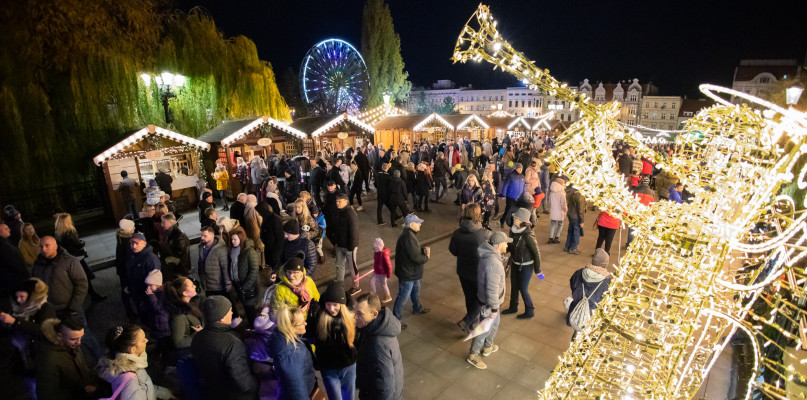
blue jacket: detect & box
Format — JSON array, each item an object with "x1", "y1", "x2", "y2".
[
  {"x1": 268, "y1": 332, "x2": 316, "y2": 400},
  {"x1": 125, "y1": 245, "x2": 160, "y2": 304},
  {"x1": 566, "y1": 268, "x2": 612, "y2": 327},
  {"x1": 668, "y1": 187, "x2": 683, "y2": 203},
  {"x1": 501, "y1": 172, "x2": 526, "y2": 200}
]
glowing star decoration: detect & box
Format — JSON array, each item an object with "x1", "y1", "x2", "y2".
[
  {"x1": 358, "y1": 103, "x2": 409, "y2": 127},
  {"x1": 452, "y1": 4, "x2": 807, "y2": 400}
]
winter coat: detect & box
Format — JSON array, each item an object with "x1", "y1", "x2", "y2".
[
  {"x1": 404, "y1": 168, "x2": 416, "y2": 195},
  {"x1": 231, "y1": 241, "x2": 260, "y2": 306},
  {"x1": 433, "y1": 157, "x2": 449, "y2": 178},
  {"x1": 373, "y1": 248, "x2": 392, "y2": 277},
  {"x1": 415, "y1": 170, "x2": 432, "y2": 195},
  {"x1": 524, "y1": 166, "x2": 541, "y2": 197},
  {"x1": 566, "y1": 188, "x2": 586, "y2": 221},
  {"x1": 198, "y1": 200, "x2": 214, "y2": 223},
  {"x1": 356, "y1": 307, "x2": 403, "y2": 400},
  {"x1": 115, "y1": 230, "x2": 132, "y2": 280},
  {"x1": 354, "y1": 151, "x2": 371, "y2": 180},
  {"x1": 140, "y1": 290, "x2": 170, "y2": 339},
  {"x1": 259, "y1": 210, "x2": 285, "y2": 271},
  {"x1": 159, "y1": 226, "x2": 190, "y2": 278},
  {"x1": 448, "y1": 220, "x2": 491, "y2": 281},
  {"x1": 198, "y1": 237, "x2": 231, "y2": 293},
  {"x1": 244, "y1": 205, "x2": 263, "y2": 251},
  {"x1": 501, "y1": 171, "x2": 526, "y2": 200},
  {"x1": 36, "y1": 319, "x2": 96, "y2": 400},
  {"x1": 655, "y1": 171, "x2": 674, "y2": 200},
  {"x1": 268, "y1": 332, "x2": 316, "y2": 400},
  {"x1": 155, "y1": 172, "x2": 173, "y2": 197},
  {"x1": 446, "y1": 149, "x2": 461, "y2": 168},
  {"x1": 328, "y1": 167, "x2": 346, "y2": 192},
  {"x1": 388, "y1": 176, "x2": 408, "y2": 201},
  {"x1": 19, "y1": 239, "x2": 39, "y2": 266},
  {"x1": 641, "y1": 157, "x2": 654, "y2": 175},
  {"x1": 479, "y1": 180, "x2": 496, "y2": 212},
  {"x1": 230, "y1": 201, "x2": 247, "y2": 228},
  {"x1": 281, "y1": 236, "x2": 317, "y2": 276},
  {"x1": 566, "y1": 267, "x2": 612, "y2": 326},
  {"x1": 97, "y1": 352, "x2": 158, "y2": 400},
  {"x1": 669, "y1": 187, "x2": 684, "y2": 203},
  {"x1": 167, "y1": 300, "x2": 202, "y2": 351},
  {"x1": 125, "y1": 245, "x2": 161, "y2": 306},
  {"x1": 1, "y1": 236, "x2": 28, "y2": 298},
  {"x1": 461, "y1": 184, "x2": 481, "y2": 205},
  {"x1": 213, "y1": 170, "x2": 229, "y2": 191},
  {"x1": 375, "y1": 170, "x2": 391, "y2": 201},
  {"x1": 270, "y1": 273, "x2": 320, "y2": 316},
  {"x1": 332, "y1": 206, "x2": 360, "y2": 250},
  {"x1": 597, "y1": 211, "x2": 621, "y2": 230},
  {"x1": 617, "y1": 153, "x2": 633, "y2": 176},
  {"x1": 312, "y1": 310, "x2": 358, "y2": 370},
  {"x1": 548, "y1": 182, "x2": 568, "y2": 221},
  {"x1": 508, "y1": 226, "x2": 541, "y2": 274},
  {"x1": 394, "y1": 227, "x2": 429, "y2": 282},
  {"x1": 476, "y1": 242, "x2": 506, "y2": 311},
  {"x1": 191, "y1": 322, "x2": 259, "y2": 400},
  {"x1": 32, "y1": 249, "x2": 87, "y2": 313},
  {"x1": 56, "y1": 231, "x2": 87, "y2": 259}
]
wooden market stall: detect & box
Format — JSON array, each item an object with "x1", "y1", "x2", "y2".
[
  {"x1": 93, "y1": 124, "x2": 210, "y2": 222},
  {"x1": 373, "y1": 114, "x2": 427, "y2": 151},
  {"x1": 450, "y1": 114, "x2": 490, "y2": 141},
  {"x1": 411, "y1": 113, "x2": 454, "y2": 145},
  {"x1": 507, "y1": 116, "x2": 535, "y2": 139},
  {"x1": 197, "y1": 116, "x2": 308, "y2": 194},
  {"x1": 291, "y1": 114, "x2": 375, "y2": 154},
  {"x1": 483, "y1": 116, "x2": 516, "y2": 142}
]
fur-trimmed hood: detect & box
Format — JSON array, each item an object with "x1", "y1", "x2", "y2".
[
  {"x1": 97, "y1": 352, "x2": 148, "y2": 382},
  {"x1": 41, "y1": 317, "x2": 63, "y2": 346}
]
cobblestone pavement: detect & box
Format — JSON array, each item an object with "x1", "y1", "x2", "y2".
[{"x1": 82, "y1": 189, "x2": 731, "y2": 399}]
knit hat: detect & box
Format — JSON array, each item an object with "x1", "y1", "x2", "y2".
[
  {"x1": 373, "y1": 238, "x2": 384, "y2": 252},
  {"x1": 144, "y1": 269, "x2": 163, "y2": 286},
  {"x1": 131, "y1": 232, "x2": 147, "y2": 242},
  {"x1": 203, "y1": 295, "x2": 232, "y2": 323},
  {"x1": 321, "y1": 283, "x2": 346, "y2": 305},
  {"x1": 512, "y1": 208, "x2": 532, "y2": 224},
  {"x1": 283, "y1": 220, "x2": 301, "y2": 235},
  {"x1": 489, "y1": 231, "x2": 513, "y2": 245},
  {"x1": 201, "y1": 192, "x2": 213, "y2": 200},
  {"x1": 283, "y1": 257, "x2": 305, "y2": 273},
  {"x1": 119, "y1": 219, "x2": 135, "y2": 233},
  {"x1": 513, "y1": 162, "x2": 523, "y2": 170},
  {"x1": 592, "y1": 248, "x2": 610, "y2": 267}
]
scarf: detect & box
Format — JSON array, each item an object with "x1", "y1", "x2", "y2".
[
  {"x1": 12, "y1": 291, "x2": 48, "y2": 320},
  {"x1": 229, "y1": 246, "x2": 241, "y2": 284},
  {"x1": 283, "y1": 276, "x2": 312, "y2": 305},
  {"x1": 584, "y1": 264, "x2": 610, "y2": 280}
]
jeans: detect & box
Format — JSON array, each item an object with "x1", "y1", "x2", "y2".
[
  {"x1": 549, "y1": 219, "x2": 564, "y2": 238},
  {"x1": 508, "y1": 266, "x2": 534, "y2": 311},
  {"x1": 565, "y1": 218, "x2": 582, "y2": 251},
  {"x1": 322, "y1": 364, "x2": 357, "y2": 400},
  {"x1": 434, "y1": 177, "x2": 447, "y2": 200},
  {"x1": 392, "y1": 279, "x2": 423, "y2": 320},
  {"x1": 371, "y1": 273, "x2": 390, "y2": 300},
  {"x1": 596, "y1": 226, "x2": 618, "y2": 254},
  {"x1": 470, "y1": 310, "x2": 500, "y2": 354},
  {"x1": 335, "y1": 247, "x2": 359, "y2": 288},
  {"x1": 218, "y1": 189, "x2": 228, "y2": 208}
]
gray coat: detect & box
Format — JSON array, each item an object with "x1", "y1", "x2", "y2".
[
  {"x1": 198, "y1": 237, "x2": 231, "y2": 293},
  {"x1": 356, "y1": 307, "x2": 403, "y2": 400},
  {"x1": 476, "y1": 242, "x2": 506, "y2": 311},
  {"x1": 32, "y1": 249, "x2": 87, "y2": 312}
]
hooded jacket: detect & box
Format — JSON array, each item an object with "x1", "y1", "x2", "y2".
[
  {"x1": 268, "y1": 332, "x2": 316, "y2": 400},
  {"x1": 548, "y1": 181, "x2": 568, "y2": 221},
  {"x1": 566, "y1": 267, "x2": 612, "y2": 326},
  {"x1": 476, "y1": 242, "x2": 506, "y2": 311},
  {"x1": 356, "y1": 307, "x2": 403, "y2": 400},
  {"x1": 524, "y1": 165, "x2": 541, "y2": 196},
  {"x1": 198, "y1": 237, "x2": 231, "y2": 293},
  {"x1": 508, "y1": 226, "x2": 541, "y2": 274},
  {"x1": 191, "y1": 322, "x2": 259, "y2": 400},
  {"x1": 270, "y1": 272, "x2": 320, "y2": 317},
  {"x1": 501, "y1": 171, "x2": 525, "y2": 200},
  {"x1": 140, "y1": 290, "x2": 170, "y2": 339},
  {"x1": 32, "y1": 248, "x2": 87, "y2": 312},
  {"x1": 394, "y1": 227, "x2": 429, "y2": 281},
  {"x1": 448, "y1": 220, "x2": 491, "y2": 281},
  {"x1": 97, "y1": 352, "x2": 161, "y2": 400},
  {"x1": 36, "y1": 319, "x2": 96, "y2": 400}
]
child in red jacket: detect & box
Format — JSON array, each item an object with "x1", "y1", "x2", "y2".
[{"x1": 371, "y1": 238, "x2": 393, "y2": 303}]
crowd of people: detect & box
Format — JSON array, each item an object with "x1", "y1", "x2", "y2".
[{"x1": 0, "y1": 133, "x2": 687, "y2": 399}]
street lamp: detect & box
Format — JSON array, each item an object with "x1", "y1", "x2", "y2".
[
  {"x1": 786, "y1": 83, "x2": 804, "y2": 106},
  {"x1": 142, "y1": 71, "x2": 187, "y2": 124}
]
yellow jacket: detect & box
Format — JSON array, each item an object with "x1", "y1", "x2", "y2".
[
  {"x1": 270, "y1": 271, "x2": 320, "y2": 317},
  {"x1": 213, "y1": 170, "x2": 229, "y2": 190}
]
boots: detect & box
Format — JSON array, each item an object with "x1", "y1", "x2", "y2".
[
  {"x1": 501, "y1": 306, "x2": 518, "y2": 315},
  {"x1": 517, "y1": 308, "x2": 534, "y2": 320}
]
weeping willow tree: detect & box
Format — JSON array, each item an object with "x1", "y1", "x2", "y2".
[{"x1": 0, "y1": 1, "x2": 289, "y2": 194}]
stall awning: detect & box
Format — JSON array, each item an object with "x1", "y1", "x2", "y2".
[
  {"x1": 413, "y1": 113, "x2": 454, "y2": 131},
  {"x1": 93, "y1": 125, "x2": 210, "y2": 165},
  {"x1": 456, "y1": 114, "x2": 490, "y2": 130},
  {"x1": 197, "y1": 116, "x2": 306, "y2": 146},
  {"x1": 292, "y1": 113, "x2": 376, "y2": 138}
]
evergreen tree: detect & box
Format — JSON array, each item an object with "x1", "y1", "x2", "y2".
[
  {"x1": 437, "y1": 97, "x2": 457, "y2": 114},
  {"x1": 361, "y1": 0, "x2": 412, "y2": 107},
  {"x1": 416, "y1": 92, "x2": 430, "y2": 114}
]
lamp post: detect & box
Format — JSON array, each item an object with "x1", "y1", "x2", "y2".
[
  {"x1": 786, "y1": 83, "x2": 804, "y2": 107},
  {"x1": 141, "y1": 72, "x2": 186, "y2": 124}
]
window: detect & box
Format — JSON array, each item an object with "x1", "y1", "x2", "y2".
[
  {"x1": 509, "y1": 100, "x2": 512, "y2": 107},
  {"x1": 521, "y1": 101, "x2": 525, "y2": 107},
  {"x1": 661, "y1": 113, "x2": 666, "y2": 120},
  {"x1": 645, "y1": 102, "x2": 649, "y2": 108},
  {"x1": 630, "y1": 94, "x2": 638, "y2": 102},
  {"x1": 642, "y1": 113, "x2": 648, "y2": 119},
  {"x1": 759, "y1": 77, "x2": 770, "y2": 84},
  {"x1": 654, "y1": 102, "x2": 658, "y2": 107},
  {"x1": 528, "y1": 100, "x2": 532, "y2": 107},
  {"x1": 671, "y1": 103, "x2": 676, "y2": 109},
  {"x1": 651, "y1": 123, "x2": 656, "y2": 129}
]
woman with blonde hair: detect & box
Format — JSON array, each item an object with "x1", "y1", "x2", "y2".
[
  {"x1": 291, "y1": 199, "x2": 320, "y2": 242},
  {"x1": 18, "y1": 222, "x2": 40, "y2": 267},
  {"x1": 55, "y1": 213, "x2": 105, "y2": 301},
  {"x1": 312, "y1": 284, "x2": 358, "y2": 400},
  {"x1": 268, "y1": 305, "x2": 316, "y2": 399},
  {"x1": 213, "y1": 163, "x2": 230, "y2": 211}
]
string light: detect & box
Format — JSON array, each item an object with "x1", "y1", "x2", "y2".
[
  {"x1": 358, "y1": 103, "x2": 409, "y2": 126},
  {"x1": 220, "y1": 116, "x2": 306, "y2": 146},
  {"x1": 413, "y1": 112, "x2": 454, "y2": 131},
  {"x1": 311, "y1": 113, "x2": 375, "y2": 138},
  {"x1": 94, "y1": 125, "x2": 209, "y2": 165},
  {"x1": 453, "y1": 4, "x2": 807, "y2": 399}
]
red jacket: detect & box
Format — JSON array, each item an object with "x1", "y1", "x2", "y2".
[
  {"x1": 641, "y1": 157, "x2": 654, "y2": 175},
  {"x1": 597, "y1": 211, "x2": 621, "y2": 229},
  {"x1": 373, "y1": 247, "x2": 392, "y2": 277},
  {"x1": 445, "y1": 148, "x2": 461, "y2": 168}
]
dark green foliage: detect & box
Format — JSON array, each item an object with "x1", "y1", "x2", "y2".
[{"x1": 361, "y1": 0, "x2": 412, "y2": 107}]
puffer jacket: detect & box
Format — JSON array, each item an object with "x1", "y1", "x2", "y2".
[
  {"x1": 280, "y1": 236, "x2": 317, "y2": 277},
  {"x1": 268, "y1": 332, "x2": 316, "y2": 400},
  {"x1": 476, "y1": 242, "x2": 506, "y2": 311},
  {"x1": 448, "y1": 220, "x2": 491, "y2": 281},
  {"x1": 125, "y1": 245, "x2": 161, "y2": 305},
  {"x1": 36, "y1": 319, "x2": 96, "y2": 400},
  {"x1": 197, "y1": 237, "x2": 231, "y2": 293},
  {"x1": 566, "y1": 187, "x2": 586, "y2": 221},
  {"x1": 394, "y1": 227, "x2": 429, "y2": 282},
  {"x1": 140, "y1": 290, "x2": 170, "y2": 339},
  {"x1": 548, "y1": 181, "x2": 568, "y2": 221},
  {"x1": 508, "y1": 226, "x2": 541, "y2": 274},
  {"x1": 524, "y1": 165, "x2": 541, "y2": 196},
  {"x1": 232, "y1": 240, "x2": 260, "y2": 306},
  {"x1": 501, "y1": 171, "x2": 525, "y2": 200},
  {"x1": 191, "y1": 322, "x2": 259, "y2": 400},
  {"x1": 167, "y1": 300, "x2": 202, "y2": 352},
  {"x1": 32, "y1": 249, "x2": 87, "y2": 313},
  {"x1": 355, "y1": 307, "x2": 403, "y2": 400},
  {"x1": 97, "y1": 352, "x2": 162, "y2": 400},
  {"x1": 213, "y1": 170, "x2": 229, "y2": 191},
  {"x1": 332, "y1": 206, "x2": 359, "y2": 249}
]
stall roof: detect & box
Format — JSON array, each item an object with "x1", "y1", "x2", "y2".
[
  {"x1": 413, "y1": 113, "x2": 454, "y2": 131},
  {"x1": 358, "y1": 104, "x2": 409, "y2": 126},
  {"x1": 532, "y1": 112, "x2": 555, "y2": 130},
  {"x1": 93, "y1": 125, "x2": 209, "y2": 166},
  {"x1": 374, "y1": 114, "x2": 431, "y2": 131},
  {"x1": 484, "y1": 116, "x2": 517, "y2": 129},
  {"x1": 454, "y1": 114, "x2": 490, "y2": 130},
  {"x1": 292, "y1": 113, "x2": 375, "y2": 138},
  {"x1": 197, "y1": 116, "x2": 306, "y2": 146}
]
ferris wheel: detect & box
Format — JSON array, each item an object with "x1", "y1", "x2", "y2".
[{"x1": 300, "y1": 39, "x2": 369, "y2": 114}]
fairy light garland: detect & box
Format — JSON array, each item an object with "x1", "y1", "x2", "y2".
[{"x1": 453, "y1": 4, "x2": 807, "y2": 400}]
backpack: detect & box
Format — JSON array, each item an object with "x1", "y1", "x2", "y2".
[{"x1": 569, "y1": 280, "x2": 604, "y2": 331}]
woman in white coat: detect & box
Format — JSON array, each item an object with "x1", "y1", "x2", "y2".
[{"x1": 97, "y1": 324, "x2": 171, "y2": 400}]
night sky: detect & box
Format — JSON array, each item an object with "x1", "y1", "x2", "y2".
[{"x1": 176, "y1": 0, "x2": 806, "y2": 97}]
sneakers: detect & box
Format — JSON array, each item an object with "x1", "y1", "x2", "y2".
[
  {"x1": 481, "y1": 344, "x2": 499, "y2": 357},
  {"x1": 356, "y1": 206, "x2": 365, "y2": 211},
  {"x1": 348, "y1": 287, "x2": 361, "y2": 296},
  {"x1": 467, "y1": 354, "x2": 487, "y2": 369},
  {"x1": 501, "y1": 307, "x2": 518, "y2": 315},
  {"x1": 414, "y1": 307, "x2": 430, "y2": 315},
  {"x1": 569, "y1": 249, "x2": 581, "y2": 255}
]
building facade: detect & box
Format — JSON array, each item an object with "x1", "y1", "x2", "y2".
[
  {"x1": 731, "y1": 59, "x2": 800, "y2": 104},
  {"x1": 639, "y1": 95, "x2": 682, "y2": 131},
  {"x1": 578, "y1": 78, "x2": 645, "y2": 126}
]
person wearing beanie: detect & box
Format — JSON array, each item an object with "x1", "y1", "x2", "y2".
[
  {"x1": 502, "y1": 207, "x2": 542, "y2": 320},
  {"x1": 371, "y1": 238, "x2": 393, "y2": 303},
  {"x1": 270, "y1": 257, "x2": 320, "y2": 317},
  {"x1": 280, "y1": 219, "x2": 317, "y2": 277},
  {"x1": 198, "y1": 191, "x2": 215, "y2": 224},
  {"x1": 191, "y1": 296, "x2": 258, "y2": 400},
  {"x1": 311, "y1": 284, "x2": 359, "y2": 400},
  {"x1": 392, "y1": 214, "x2": 431, "y2": 328},
  {"x1": 140, "y1": 269, "x2": 170, "y2": 358},
  {"x1": 123, "y1": 233, "x2": 161, "y2": 318},
  {"x1": 566, "y1": 248, "x2": 612, "y2": 337}
]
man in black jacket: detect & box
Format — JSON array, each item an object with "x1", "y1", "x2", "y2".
[
  {"x1": 257, "y1": 202, "x2": 283, "y2": 274},
  {"x1": 328, "y1": 157, "x2": 347, "y2": 193},
  {"x1": 333, "y1": 194, "x2": 361, "y2": 295},
  {"x1": 355, "y1": 292, "x2": 403, "y2": 400},
  {"x1": 229, "y1": 193, "x2": 247, "y2": 228},
  {"x1": 309, "y1": 159, "x2": 326, "y2": 208},
  {"x1": 387, "y1": 170, "x2": 409, "y2": 227},
  {"x1": 375, "y1": 163, "x2": 393, "y2": 226},
  {"x1": 155, "y1": 168, "x2": 173, "y2": 198},
  {"x1": 432, "y1": 152, "x2": 449, "y2": 202},
  {"x1": 192, "y1": 296, "x2": 258, "y2": 400},
  {"x1": 354, "y1": 146, "x2": 372, "y2": 193},
  {"x1": 448, "y1": 204, "x2": 491, "y2": 333},
  {"x1": 280, "y1": 220, "x2": 317, "y2": 276},
  {"x1": 158, "y1": 213, "x2": 190, "y2": 279},
  {"x1": 392, "y1": 214, "x2": 430, "y2": 328}
]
